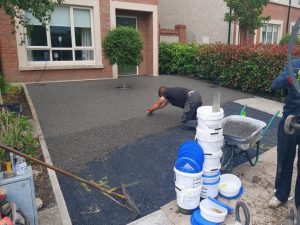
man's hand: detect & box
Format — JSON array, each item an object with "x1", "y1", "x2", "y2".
[
  {"x1": 147, "y1": 109, "x2": 153, "y2": 116},
  {"x1": 147, "y1": 108, "x2": 154, "y2": 113}
]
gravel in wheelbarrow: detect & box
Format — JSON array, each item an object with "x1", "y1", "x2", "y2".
[
  {"x1": 223, "y1": 120, "x2": 257, "y2": 139},
  {"x1": 222, "y1": 115, "x2": 266, "y2": 148}
]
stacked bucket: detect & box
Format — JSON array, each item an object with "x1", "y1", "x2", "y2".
[
  {"x1": 174, "y1": 141, "x2": 205, "y2": 212},
  {"x1": 195, "y1": 106, "x2": 224, "y2": 199}
]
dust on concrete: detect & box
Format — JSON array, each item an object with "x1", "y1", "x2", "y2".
[
  {"x1": 221, "y1": 147, "x2": 297, "y2": 225},
  {"x1": 161, "y1": 148, "x2": 297, "y2": 225}
]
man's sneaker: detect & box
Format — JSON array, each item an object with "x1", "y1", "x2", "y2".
[{"x1": 268, "y1": 196, "x2": 284, "y2": 208}]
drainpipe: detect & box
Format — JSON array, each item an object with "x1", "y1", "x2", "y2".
[
  {"x1": 227, "y1": 7, "x2": 232, "y2": 44},
  {"x1": 286, "y1": 0, "x2": 292, "y2": 34}
]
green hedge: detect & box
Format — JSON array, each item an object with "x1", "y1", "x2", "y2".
[
  {"x1": 159, "y1": 43, "x2": 300, "y2": 94},
  {"x1": 159, "y1": 42, "x2": 199, "y2": 74}
]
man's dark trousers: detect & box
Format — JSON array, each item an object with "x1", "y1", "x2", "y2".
[
  {"x1": 275, "y1": 117, "x2": 300, "y2": 209},
  {"x1": 181, "y1": 91, "x2": 202, "y2": 129}
]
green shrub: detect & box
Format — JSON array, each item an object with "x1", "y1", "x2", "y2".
[
  {"x1": 280, "y1": 34, "x2": 300, "y2": 45},
  {"x1": 0, "y1": 110, "x2": 38, "y2": 161},
  {"x1": 102, "y1": 26, "x2": 143, "y2": 66},
  {"x1": 0, "y1": 73, "x2": 6, "y2": 93},
  {"x1": 159, "y1": 43, "x2": 300, "y2": 96},
  {"x1": 159, "y1": 42, "x2": 199, "y2": 74}
]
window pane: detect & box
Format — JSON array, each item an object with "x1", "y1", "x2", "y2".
[
  {"x1": 75, "y1": 28, "x2": 92, "y2": 46},
  {"x1": 27, "y1": 25, "x2": 47, "y2": 46},
  {"x1": 266, "y1": 25, "x2": 273, "y2": 43},
  {"x1": 27, "y1": 50, "x2": 50, "y2": 61},
  {"x1": 273, "y1": 26, "x2": 279, "y2": 43},
  {"x1": 52, "y1": 50, "x2": 73, "y2": 61},
  {"x1": 262, "y1": 25, "x2": 267, "y2": 43},
  {"x1": 50, "y1": 26, "x2": 72, "y2": 47},
  {"x1": 50, "y1": 6, "x2": 70, "y2": 27},
  {"x1": 74, "y1": 9, "x2": 91, "y2": 28},
  {"x1": 26, "y1": 12, "x2": 42, "y2": 25},
  {"x1": 75, "y1": 50, "x2": 94, "y2": 60}
]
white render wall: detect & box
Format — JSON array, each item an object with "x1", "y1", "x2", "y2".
[{"x1": 158, "y1": 0, "x2": 233, "y2": 44}]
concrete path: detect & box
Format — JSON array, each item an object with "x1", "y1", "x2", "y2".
[
  {"x1": 26, "y1": 75, "x2": 282, "y2": 225},
  {"x1": 131, "y1": 147, "x2": 297, "y2": 225}
]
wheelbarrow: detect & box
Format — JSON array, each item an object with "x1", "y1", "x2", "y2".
[{"x1": 221, "y1": 105, "x2": 280, "y2": 173}]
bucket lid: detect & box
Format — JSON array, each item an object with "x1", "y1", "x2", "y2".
[
  {"x1": 219, "y1": 186, "x2": 244, "y2": 200},
  {"x1": 191, "y1": 209, "x2": 220, "y2": 225},
  {"x1": 175, "y1": 157, "x2": 202, "y2": 173},
  {"x1": 197, "y1": 106, "x2": 224, "y2": 118},
  {"x1": 208, "y1": 197, "x2": 234, "y2": 213},
  {"x1": 178, "y1": 141, "x2": 204, "y2": 170}
]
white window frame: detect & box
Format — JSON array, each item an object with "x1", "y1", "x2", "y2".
[
  {"x1": 290, "y1": 21, "x2": 300, "y2": 34},
  {"x1": 16, "y1": 0, "x2": 103, "y2": 71},
  {"x1": 260, "y1": 19, "x2": 283, "y2": 44}
]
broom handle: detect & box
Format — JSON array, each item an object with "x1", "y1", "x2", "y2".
[{"x1": 0, "y1": 143, "x2": 127, "y2": 200}]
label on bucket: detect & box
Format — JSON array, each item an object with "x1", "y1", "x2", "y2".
[{"x1": 183, "y1": 163, "x2": 194, "y2": 171}]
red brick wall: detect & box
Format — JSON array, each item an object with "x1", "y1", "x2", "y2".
[
  {"x1": 0, "y1": 1, "x2": 113, "y2": 83},
  {"x1": 0, "y1": 0, "x2": 158, "y2": 83},
  {"x1": 233, "y1": 3, "x2": 300, "y2": 45},
  {"x1": 256, "y1": 2, "x2": 300, "y2": 43}
]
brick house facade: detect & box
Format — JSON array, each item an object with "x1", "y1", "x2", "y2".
[
  {"x1": 233, "y1": 0, "x2": 300, "y2": 45},
  {"x1": 0, "y1": 0, "x2": 159, "y2": 83}
]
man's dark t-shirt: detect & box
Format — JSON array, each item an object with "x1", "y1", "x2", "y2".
[{"x1": 162, "y1": 87, "x2": 191, "y2": 108}]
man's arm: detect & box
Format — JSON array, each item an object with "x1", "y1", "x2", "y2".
[
  {"x1": 272, "y1": 60, "x2": 300, "y2": 90},
  {"x1": 272, "y1": 64, "x2": 290, "y2": 90},
  {"x1": 147, "y1": 97, "x2": 169, "y2": 113}
]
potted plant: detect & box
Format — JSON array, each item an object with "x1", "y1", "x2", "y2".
[{"x1": 102, "y1": 26, "x2": 143, "y2": 88}]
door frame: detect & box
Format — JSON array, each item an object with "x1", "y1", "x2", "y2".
[
  {"x1": 116, "y1": 15, "x2": 139, "y2": 76},
  {"x1": 110, "y1": 1, "x2": 159, "y2": 78}
]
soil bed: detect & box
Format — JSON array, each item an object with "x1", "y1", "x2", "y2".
[{"x1": 3, "y1": 89, "x2": 56, "y2": 210}]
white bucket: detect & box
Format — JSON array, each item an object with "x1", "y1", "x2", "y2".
[
  {"x1": 200, "y1": 198, "x2": 228, "y2": 223},
  {"x1": 196, "y1": 127, "x2": 223, "y2": 141},
  {"x1": 219, "y1": 174, "x2": 242, "y2": 198},
  {"x1": 203, "y1": 166, "x2": 221, "y2": 177},
  {"x1": 200, "y1": 179, "x2": 220, "y2": 199},
  {"x1": 174, "y1": 167, "x2": 203, "y2": 189},
  {"x1": 196, "y1": 136, "x2": 224, "y2": 154},
  {"x1": 197, "y1": 106, "x2": 224, "y2": 131},
  {"x1": 203, "y1": 151, "x2": 223, "y2": 171},
  {"x1": 175, "y1": 185, "x2": 202, "y2": 210},
  {"x1": 203, "y1": 171, "x2": 221, "y2": 184}
]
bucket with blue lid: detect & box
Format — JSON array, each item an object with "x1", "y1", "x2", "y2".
[
  {"x1": 174, "y1": 141, "x2": 205, "y2": 211},
  {"x1": 174, "y1": 141, "x2": 204, "y2": 189}
]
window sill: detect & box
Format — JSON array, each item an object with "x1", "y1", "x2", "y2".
[{"x1": 19, "y1": 64, "x2": 104, "y2": 71}]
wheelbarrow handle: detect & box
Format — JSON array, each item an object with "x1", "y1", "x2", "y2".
[{"x1": 261, "y1": 110, "x2": 280, "y2": 141}]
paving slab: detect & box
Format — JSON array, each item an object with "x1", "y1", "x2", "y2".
[
  {"x1": 128, "y1": 210, "x2": 173, "y2": 225},
  {"x1": 159, "y1": 147, "x2": 297, "y2": 225},
  {"x1": 38, "y1": 206, "x2": 62, "y2": 225}
]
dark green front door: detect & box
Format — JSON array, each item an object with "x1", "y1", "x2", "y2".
[{"x1": 116, "y1": 16, "x2": 137, "y2": 75}]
